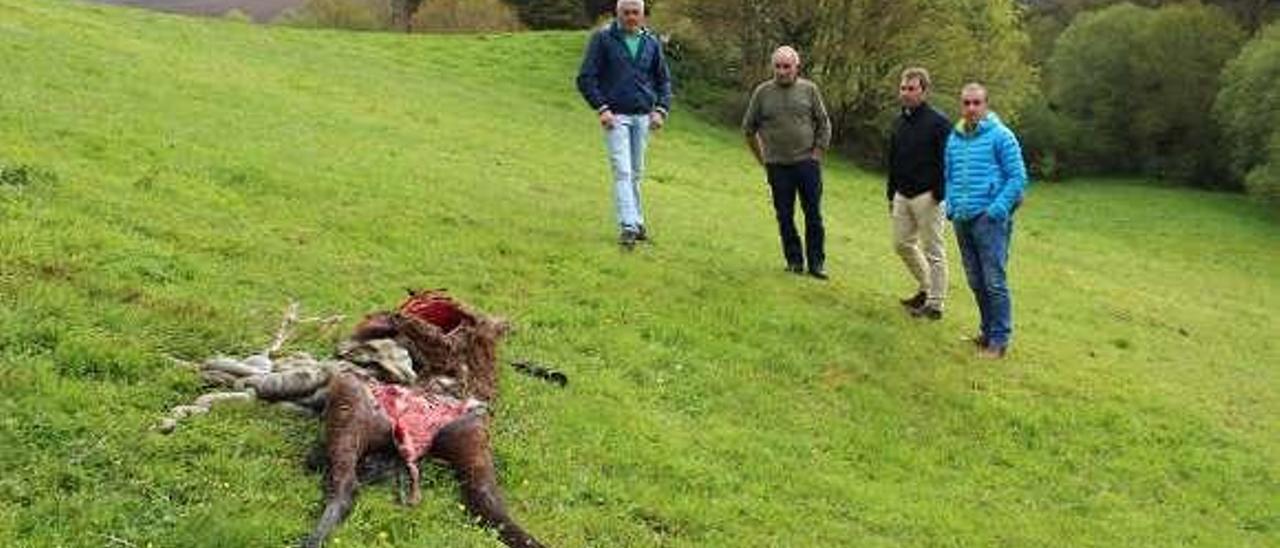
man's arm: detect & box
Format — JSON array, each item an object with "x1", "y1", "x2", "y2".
[
  {"x1": 651, "y1": 37, "x2": 672, "y2": 121},
  {"x1": 745, "y1": 133, "x2": 765, "y2": 166},
  {"x1": 988, "y1": 128, "x2": 1028, "y2": 220},
  {"x1": 742, "y1": 86, "x2": 766, "y2": 166},
  {"x1": 943, "y1": 133, "x2": 957, "y2": 220},
  {"x1": 811, "y1": 84, "x2": 832, "y2": 160},
  {"x1": 886, "y1": 120, "x2": 897, "y2": 203},
  {"x1": 575, "y1": 32, "x2": 609, "y2": 114},
  {"x1": 933, "y1": 112, "x2": 951, "y2": 202}
]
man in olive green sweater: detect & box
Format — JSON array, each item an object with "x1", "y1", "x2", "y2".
[{"x1": 742, "y1": 46, "x2": 833, "y2": 279}]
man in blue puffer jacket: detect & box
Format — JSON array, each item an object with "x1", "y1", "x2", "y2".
[
  {"x1": 576, "y1": 0, "x2": 673, "y2": 248},
  {"x1": 944, "y1": 83, "x2": 1028, "y2": 359}
]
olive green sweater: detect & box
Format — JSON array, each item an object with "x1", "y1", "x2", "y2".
[{"x1": 741, "y1": 78, "x2": 832, "y2": 164}]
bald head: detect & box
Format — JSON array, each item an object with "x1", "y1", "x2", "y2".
[
  {"x1": 772, "y1": 46, "x2": 800, "y2": 66},
  {"x1": 771, "y1": 46, "x2": 800, "y2": 85}
]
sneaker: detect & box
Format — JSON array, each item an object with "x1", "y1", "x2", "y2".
[
  {"x1": 910, "y1": 304, "x2": 942, "y2": 320},
  {"x1": 635, "y1": 224, "x2": 648, "y2": 242},
  {"x1": 785, "y1": 263, "x2": 804, "y2": 274},
  {"x1": 899, "y1": 291, "x2": 926, "y2": 309},
  {"x1": 618, "y1": 229, "x2": 638, "y2": 248},
  {"x1": 977, "y1": 344, "x2": 1007, "y2": 359}
]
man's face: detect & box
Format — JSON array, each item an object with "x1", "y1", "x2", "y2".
[
  {"x1": 618, "y1": 3, "x2": 644, "y2": 32},
  {"x1": 772, "y1": 56, "x2": 798, "y2": 85},
  {"x1": 899, "y1": 78, "x2": 925, "y2": 109},
  {"x1": 961, "y1": 90, "x2": 987, "y2": 124}
]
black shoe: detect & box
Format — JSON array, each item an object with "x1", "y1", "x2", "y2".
[
  {"x1": 977, "y1": 343, "x2": 1007, "y2": 359},
  {"x1": 786, "y1": 263, "x2": 804, "y2": 274},
  {"x1": 807, "y1": 269, "x2": 828, "y2": 280},
  {"x1": 618, "y1": 229, "x2": 637, "y2": 248},
  {"x1": 635, "y1": 224, "x2": 648, "y2": 241},
  {"x1": 910, "y1": 304, "x2": 942, "y2": 320},
  {"x1": 900, "y1": 291, "x2": 926, "y2": 309}
]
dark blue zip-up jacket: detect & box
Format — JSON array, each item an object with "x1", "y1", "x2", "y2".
[{"x1": 576, "y1": 21, "x2": 672, "y2": 117}]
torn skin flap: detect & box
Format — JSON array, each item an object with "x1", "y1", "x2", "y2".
[{"x1": 371, "y1": 383, "x2": 472, "y2": 465}]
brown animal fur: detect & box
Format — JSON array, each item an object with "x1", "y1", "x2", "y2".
[{"x1": 303, "y1": 294, "x2": 540, "y2": 548}]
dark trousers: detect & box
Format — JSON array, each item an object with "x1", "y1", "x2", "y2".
[{"x1": 765, "y1": 159, "x2": 824, "y2": 271}]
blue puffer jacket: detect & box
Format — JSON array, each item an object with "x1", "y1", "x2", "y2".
[
  {"x1": 576, "y1": 21, "x2": 672, "y2": 116},
  {"x1": 944, "y1": 112, "x2": 1028, "y2": 221}
]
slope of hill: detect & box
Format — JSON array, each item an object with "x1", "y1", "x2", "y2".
[
  {"x1": 0, "y1": 1, "x2": 1277, "y2": 546},
  {"x1": 91, "y1": 0, "x2": 303, "y2": 21}
]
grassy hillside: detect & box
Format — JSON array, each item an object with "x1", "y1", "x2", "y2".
[
  {"x1": 90, "y1": 0, "x2": 304, "y2": 22},
  {"x1": 1, "y1": 1, "x2": 1277, "y2": 546}
]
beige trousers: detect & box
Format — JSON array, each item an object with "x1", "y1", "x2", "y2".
[{"x1": 892, "y1": 191, "x2": 948, "y2": 308}]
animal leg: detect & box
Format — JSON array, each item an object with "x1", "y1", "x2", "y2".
[
  {"x1": 430, "y1": 415, "x2": 543, "y2": 548},
  {"x1": 302, "y1": 374, "x2": 391, "y2": 548},
  {"x1": 404, "y1": 460, "x2": 422, "y2": 506}
]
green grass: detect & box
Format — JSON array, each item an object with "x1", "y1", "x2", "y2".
[{"x1": 1, "y1": 1, "x2": 1278, "y2": 546}]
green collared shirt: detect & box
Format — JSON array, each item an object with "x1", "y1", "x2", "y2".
[{"x1": 623, "y1": 32, "x2": 641, "y2": 59}]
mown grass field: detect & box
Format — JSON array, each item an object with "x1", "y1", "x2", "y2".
[{"x1": 1, "y1": 1, "x2": 1277, "y2": 546}]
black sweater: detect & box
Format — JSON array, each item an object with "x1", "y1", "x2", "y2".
[{"x1": 886, "y1": 103, "x2": 951, "y2": 202}]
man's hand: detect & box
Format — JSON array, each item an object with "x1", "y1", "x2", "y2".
[
  {"x1": 745, "y1": 134, "x2": 766, "y2": 167},
  {"x1": 648, "y1": 111, "x2": 665, "y2": 130},
  {"x1": 985, "y1": 203, "x2": 1009, "y2": 222},
  {"x1": 599, "y1": 110, "x2": 616, "y2": 129},
  {"x1": 810, "y1": 148, "x2": 824, "y2": 162}
]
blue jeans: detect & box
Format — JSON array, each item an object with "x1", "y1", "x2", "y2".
[
  {"x1": 603, "y1": 114, "x2": 650, "y2": 231},
  {"x1": 954, "y1": 214, "x2": 1013, "y2": 347}
]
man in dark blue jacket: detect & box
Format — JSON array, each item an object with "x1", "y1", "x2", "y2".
[{"x1": 576, "y1": 0, "x2": 673, "y2": 248}]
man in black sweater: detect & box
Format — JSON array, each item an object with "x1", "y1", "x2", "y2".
[{"x1": 887, "y1": 67, "x2": 951, "y2": 319}]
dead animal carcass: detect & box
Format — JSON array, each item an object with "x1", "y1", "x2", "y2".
[{"x1": 301, "y1": 290, "x2": 543, "y2": 548}]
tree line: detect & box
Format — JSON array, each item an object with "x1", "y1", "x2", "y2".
[{"x1": 280, "y1": 0, "x2": 1278, "y2": 204}]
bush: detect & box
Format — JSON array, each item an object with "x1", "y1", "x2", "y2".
[
  {"x1": 412, "y1": 0, "x2": 524, "y2": 33},
  {"x1": 1215, "y1": 21, "x2": 1280, "y2": 203},
  {"x1": 506, "y1": 0, "x2": 592, "y2": 29},
  {"x1": 275, "y1": 0, "x2": 394, "y2": 31},
  {"x1": 221, "y1": 9, "x2": 253, "y2": 23},
  {"x1": 1047, "y1": 3, "x2": 1245, "y2": 186},
  {"x1": 1015, "y1": 95, "x2": 1076, "y2": 181},
  {"x1": 655, "y1": 0, "x2": 1038, "y2": 165},
  {"x1": 1246, "y1": 135, "x2": 1280, "y2": 206}
]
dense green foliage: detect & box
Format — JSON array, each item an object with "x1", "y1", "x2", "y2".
[
  {"x1": 1044, "y1": 3, "x2": 1244, "y2": 186},
  {"x1": 505, "y1": 0, "x2": 591, "y2": 29},
  {"x1": 654, "y1": 0, "x2": 1036, "y2": 162},
  {"x1": 1215, "y1": 21, "x2": 1280, "y2": 206},
  {"x1": 411, "y1": 0, "x2": 523, "y2": 33},
  {"x1": 1, "y1": 1, "x2": 1278, "y2": 546},
  {"x1": 277, "y1": 0, "x2": 395, "y2": 30}
]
